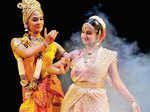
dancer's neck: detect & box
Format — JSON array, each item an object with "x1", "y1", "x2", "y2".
[
  {"x1": 85, "y1": 42, "x2": 100, "y2": 52},
  {"x1": 29, "y1": 32, "x2": 41, "y2": 38}
]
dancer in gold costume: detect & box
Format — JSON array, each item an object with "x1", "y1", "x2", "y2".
[
  {"x1": 60, "y1": 16, "x2": 141, "y2": 112},
  {"x1": 11, "y1": 0, "x2": 69, "y2": 111}
]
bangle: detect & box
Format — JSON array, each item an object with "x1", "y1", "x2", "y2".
[
  {"x1": 130, "y1": 101, "x2": 136, "y2": 104},
  {"x1": 129, "y1": 98, "x2": 136, "y2": 104},
  {"x1": 63, "y1": 52, "x2": 68, "y2": 57},
  {"x1": 27, "y1": 78, "x2": 39, "y2": 90},
  {"x1": 32, "y1": 77, "x2": 39, "y2": 84},
  {"x1": 20, "y1": 79, "x2": 29, "y2": 87},
  {"x1": 37, "y1": 53, "x2": 42, "y2": 58},
  {"x1": 20, "y1": 74, "x2": 29, "y2": 87}
]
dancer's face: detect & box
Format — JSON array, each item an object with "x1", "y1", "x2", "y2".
[
  {"x1": 28, "y1": 11, "x2": 44, "y2": 34},
  {"x1": 81, "y1": 23, "x2": 97, "y2": 46}
]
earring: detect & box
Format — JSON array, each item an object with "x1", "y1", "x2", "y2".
[
  {"x1": 96, "y1": 42, "x2": 100, "y2": 46},
  {"x1": 24, "y1": 24, "x2": 28, "y2": 33},
  {"x1": 25, "y1": 28, "x2": 28, "y2": 32}
]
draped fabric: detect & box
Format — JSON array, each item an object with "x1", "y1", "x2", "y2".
[
  {"x1": 13, "y1": 37, "x2": 64, "y2": 112},
  {"x1": 61, "y1": 47, "x2": 117, "y2": 112}
]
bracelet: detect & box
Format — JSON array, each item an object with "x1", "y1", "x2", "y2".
[
  {"x1": 63, "y1": 52, "x2": 69, "y2": 57},
  {"x1": 20, "y1": 74, "x2": 29, "y2": 87},
  {"x1": 32, "y1": 77, "x2": 39, "y2": 84},
  {"x1": 37, "y1": 53, "x2": 43, "y2": 58},
  {"x1": 130, "y1": 101, "x2": 136, "y2": 104},
  {"x1": 20, "y1": 79, "x2": 29, "y2": 87},
  {"x1": 128, "y1": 98, "x2": 136, "y2": 104}
]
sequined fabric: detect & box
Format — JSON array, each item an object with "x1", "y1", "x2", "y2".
[{"x1": 61, "y1": 47, "x2": 117, "y2": 112}]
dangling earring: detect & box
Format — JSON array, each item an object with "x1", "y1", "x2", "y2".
[
  {"x1": 23, "y1": 25, "x2": 29, "y2": 38},
  {"x1": 95, "y1": 30, "x2": 101, "y2": 46},
  {"x1": 96, "y1": 41, "x2": 100, "y2": 46},
  {"x1": 24, "y1": 24, "x2": 28, "y2": 33},
  {"x1": 25, "y1": 28, "x2": 28, "y2": 32},
  {"x1": 24, "y1": 28, "x2": 29, "y2": 37}
]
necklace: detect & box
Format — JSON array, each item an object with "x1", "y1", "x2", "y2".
[
  {"x1": 29, "y1": 36, "x2": 44, "y2": 46},
  {"x1": 30, "y1": 36, "x2": 38, "y2": 41},
  {"x1": 29, "y1": 35, "x2": 43, "y2": 42},
  {"x1": 82, "y1": 46, "x2": 101, "y2": 64}
]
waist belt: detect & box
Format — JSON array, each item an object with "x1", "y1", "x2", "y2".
[{"x1": 74, "y1": 81, "x2": 104, "y2": 88}]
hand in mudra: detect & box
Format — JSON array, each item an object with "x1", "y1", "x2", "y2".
[
  {"x1": 25, "y1": 78, "x2": 39, "y2": 91},
  {"x1": 59, "y1": 58, "x2": 70, "y2": 75},
  {"x1": 53, "y1": 58, "x2": 70, "y2": 75},
  {"x1": 131, "y1": 102, "x2": 141, "y2": 112},
  {"x1": 44, "y1": 28, "x2": 58, "y2": 45}
]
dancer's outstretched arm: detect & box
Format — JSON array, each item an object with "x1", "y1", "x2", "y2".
[{"x1": 108, "y1": 60, "x2": 141, "y2": 112}]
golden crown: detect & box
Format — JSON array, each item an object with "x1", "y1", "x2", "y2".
[{"x1": 17, "y1": 0, "x2": 43, "y2": 29}]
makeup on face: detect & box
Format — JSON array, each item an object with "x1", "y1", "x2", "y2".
[
  {"x1": 81, "y1": 24, "x2": 97, "y2": 45},
  {"x1": 28, "y1": 11, "x2": 44, "y2": 33}
]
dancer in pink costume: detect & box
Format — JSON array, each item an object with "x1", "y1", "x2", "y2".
[{"x1": 61, "y1": 16, "x2": 141, "y2": 112}]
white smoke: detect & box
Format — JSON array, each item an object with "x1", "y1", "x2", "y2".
[{"x1": 59, "y1": 10, "x2": 150, "y2": 112}]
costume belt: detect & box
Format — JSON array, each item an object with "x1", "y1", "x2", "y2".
[{"x1": 74, "y1": 81, "x2": 104, "y2": 88}]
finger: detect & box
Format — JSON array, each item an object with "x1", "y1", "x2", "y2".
[
  {"x1": 48, "y1": 31, "x2": 54, "y2": 38},
  {"x1": 52, "y1": 32, "x2": 56, "y2": 37},
  {"x1": 48, "y1": 30, "x2": 55, "y2": 35},
  {"x1": 49, "y1": 30, "x2": 54, "y2": 35},
  {"x1": 65, "y1": 65, "x2": 70, "y2": 72},
  {"x1": 53, "y1": 31, "x2": 58, "y2": 40},
  {"x1": 60, "y1": 65, "x2": 65, "y2": 74},
  {"x1": 47, "y1": 30, "x2": 58, "y2": 41},
  {"x1": 52, "y1": 30, "x2": 57, "y2": 36},
  {"x1": 44, "y1": 28, "x2": 47, "y2": 38},
  {"x1": 50, "y1": 33, "x2": 56, "y2": 40},
  {"x1": 55, "y1": 31, "x2": 59, "y2": 37}
]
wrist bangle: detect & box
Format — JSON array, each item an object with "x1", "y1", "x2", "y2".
[
  {"x1": 20, "y1": 74, "x2": 29, "y2": 87},
  {"x1": 129, "y1": 98, "x2": 136, "y2": 104},
  {"x1": 27, "y1": 78, "x2": 39, "y2": 90},
  {"x1": 20, "y1": 79, "x2": 29, "y2": 87},
  {"x1": 33, "y1": 77, "x2": 39, "y2": 84}
]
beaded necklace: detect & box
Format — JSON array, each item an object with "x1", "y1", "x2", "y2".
[{"x1": 82, "y1": 46, "x2": 101, "y2": 64}]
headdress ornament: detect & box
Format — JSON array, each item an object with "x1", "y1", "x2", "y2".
[
  {"x1": 87, "y1": 16, "x2": 106, "y2": 42},
  {"x1": 17, "y1": 0, "x2": 43, "y2": 30}
]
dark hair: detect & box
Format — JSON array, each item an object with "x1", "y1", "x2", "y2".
[{"x1": 86, "y1": 18, "x2": 102, "y2": 33}]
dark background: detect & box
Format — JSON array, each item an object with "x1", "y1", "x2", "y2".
[{"x1": 5, "y1": 0, "x2": 149, "y2": 111}]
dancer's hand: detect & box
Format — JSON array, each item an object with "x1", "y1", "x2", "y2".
[
  {"x1": 44, "y1": 28, "x2": 58, "y2": 45},
  {"x1": 27, "y1": 78, "x2": 39, "y2": 90},
  {"x1": 61, "y1": 58, "x2": 70, "y2": 74},
  {"x1": 131, "y1": 102, "x2": 141, "y2": 112},
  {"x1": 63, "y1": 57, "x2": 70, "y2": 72},
  {"x1": 59, "y1": 64, "x2": 66, "y2": 75}
]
